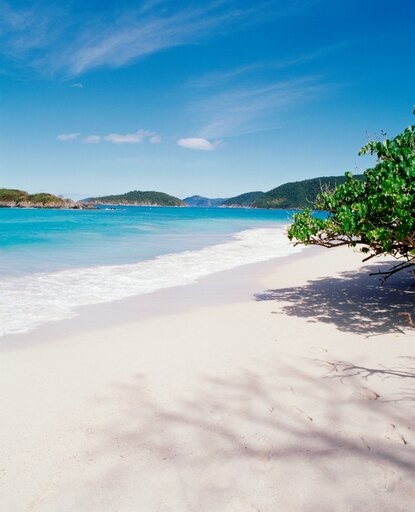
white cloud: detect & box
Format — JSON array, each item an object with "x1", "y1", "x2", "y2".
[
  {"x1": 104, "y1": 131, "x2": 145, "y2": 144},
  {"x1": 177, "y1": 137, "x2": 219, "y2": 151},
  {"x1": 57, "y1": 132, "x2": 79, "y2": 141},
  {"x1": 70, "y1": 82, "x2": 83, "y2": 88},
  {"x1": 83, "y1": 135, "x2": 101, "y2": 144},
  {"x1": 56, "y1": 130, "x2": 160, "y2": 145},
  {"x1": 104, "y1": 129, "x2": 154, "y2": 144}
]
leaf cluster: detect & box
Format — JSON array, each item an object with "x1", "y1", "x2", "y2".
[{"x1": 288, "y1": 125, "x2": 415, "y2": 276}]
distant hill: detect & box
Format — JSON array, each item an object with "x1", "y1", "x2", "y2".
[
  {"x1": 86, "y1": 190, "x2": 185, "y2": 206},
  {"x1": 252, "y1": 175, "x2": 365, "y2": 209},
  {"x1": 183, "y1": 195, "x2": 227, "y2": 207},
  {"x1": 0, "y1": 188, "x2": 84, "y2": 209},
  {"x1": 221, "y1": 191, "x2": 264, "y2": 208}
]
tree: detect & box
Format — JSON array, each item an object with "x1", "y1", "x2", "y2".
[{"x1": 287, "y1": 120, "x2": 415, "y2": 281}]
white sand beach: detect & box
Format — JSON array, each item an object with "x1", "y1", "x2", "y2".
[{"x1": 1, "y1": 247, "x2": 414, "y2": 511}]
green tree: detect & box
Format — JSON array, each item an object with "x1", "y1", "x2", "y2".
[{"x1": 288, "y1": 120, "x2": 415, "y2": 280}]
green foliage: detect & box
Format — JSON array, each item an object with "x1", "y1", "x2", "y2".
[
  {"x1": 88, "y1": 190, "x2": 184, "y2": 206},
  {"x1": 0, "y1": 188, "x2": 28, "y2": 202},
  {"x1": 253, "y1": 176, "x2": 363, "y2": 209},
  {"x1": 0, "y1": 188, "x2": 64, "y2": 205},
  {"x1": 288, "y1": 124, "x2": 415, "y2": 278},
  {"x1": 222, "y1": 191, "x2": 264, "y2": 207},
  {"x1": 28, "y1": 193, "x2": 65, "y2": 204}
]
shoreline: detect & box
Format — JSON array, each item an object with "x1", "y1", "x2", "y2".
[
  {"x1": 1, "y1": 246, "x2": 414, "y2": 511},
  {"x1": 0, "y1": 224, "x2": 301, "y2": 340},
  {"x1": 0, "y1": 246, "x2": 314, "y2": 349}
]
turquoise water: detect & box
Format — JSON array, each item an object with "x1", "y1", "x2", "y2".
[
  {"x1": 0, "y1": 206, "x2": 298, "y2": 276},
  {"x1": 0, "y1": 206, "x2": 303, "y2": 336}
]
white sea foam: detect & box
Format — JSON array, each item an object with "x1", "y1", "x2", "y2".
[{"x1": 0, "y1": 226, "x2": 301, "y2": 337}]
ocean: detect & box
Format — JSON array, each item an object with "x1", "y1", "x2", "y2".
[{"x1": 0, "y1": 206, "x2": 302, "y2": 336}]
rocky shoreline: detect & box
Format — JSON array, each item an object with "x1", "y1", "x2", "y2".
[{"x1": 0, "y1": 200, "x2": 96, "y2": 209}]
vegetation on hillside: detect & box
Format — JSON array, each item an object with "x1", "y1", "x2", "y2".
[
  {"x1": 28, "y1": 193, "x2": 65, "y2": 205},
  {"x1": 288, "y1": 122, "x2": 415, "y2": 280},
  {"x1": 222, "y1": 191, "x2": 264, "y2": 207},
  {"x1": 253, "y1": 176, "x2": 364, "y2": 209},
  {"x1": 87, "y1": 190, "x2": 184, "y2": 206},
  {"x1": 0, "y1": 188, "x2": 65, "y2": 206},
  {"x1": 0, "y1": 189, "x2": 28, "y2": 202},
  {"x1": 183, "y1": 195, "x2": 226, "y2": 207}
]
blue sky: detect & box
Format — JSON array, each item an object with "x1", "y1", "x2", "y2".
[{"x1": 0, "y1": 0, "x2": 414, "y2": 199}]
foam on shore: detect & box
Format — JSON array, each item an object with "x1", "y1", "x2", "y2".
[{"x1": 0, "y1": 226, "x2": 301, "y2": 337}]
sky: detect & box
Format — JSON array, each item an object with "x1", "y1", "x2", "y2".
[{"x1": 0, "y1": 0, "x2": 414, "y2": 199}]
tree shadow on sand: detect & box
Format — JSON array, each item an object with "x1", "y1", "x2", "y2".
[
  {"x1": 67, "y1": 359, "x2": 415, "y2": 512},
  {"x1": 255, "y1": 261, "x2": 415, "y2": 336},
  {"x1": 320, "y1": 356, "x2": 415, "y2": 404}
]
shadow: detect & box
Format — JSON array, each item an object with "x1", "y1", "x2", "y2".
[
  {"x1": 320, "y1": 356, "x2": 415, "y2": 381},
  {"x1": 320, "y1": 357, "x2": 415, "y2": 404},
  {"x1": 65, "y1": 359, "x2": 415, "y2": 512},
  {"x1": 255, "y1": 261, "x2": 415, "y2": 335}
]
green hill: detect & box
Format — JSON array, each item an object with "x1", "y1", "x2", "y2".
[
  {"x1": 0, "y1": 188, "x2": 28, "y2": 202},
  {"x1": 221, "y1": 191, "x2": 264, "y2": 208},
  {"x1": 252, "y1": 175, "x2": 364, "y2": 209},
  {"x1": 0, "y1": 188, "x2": 66, "y2": 207},
  {"x1": 86, "y1": 190, "x2": 185, "y2": 206},
  {"x1": 183, "y1": 195, "x2": 226, "y2": 207}
]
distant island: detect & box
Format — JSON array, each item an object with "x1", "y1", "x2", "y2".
[
  {"x1": 183, "y1": 195, "x2": 227, "y2": 207},
  {"x1": 182, "y1": 191, "x2": 263, "y2": 208},
  {"x1": 182, "y1": 176, "x2": 364, "y2": 209},
  {"x1": 0, "y1": 188, "x2": 92, "y2": 209},
  {"x1": 222, "y1": 191, "x2": 264, "y2": 208},
  {"x1": 1, "y1": 174, "x2": 365, "y2": 211},
  {"x1": 182, "y1": 176, "x2": 365, "y2": 210},
  {"x1": 85, "y1": 190, "x2": 185, "y2": 207},
  {"x1": 251, "y1": 175, "x2": 364, "y2": 209}
]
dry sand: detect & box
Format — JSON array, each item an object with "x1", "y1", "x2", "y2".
[{"x1": 1, "y1": 247, "x2": 414, "y2": 511}]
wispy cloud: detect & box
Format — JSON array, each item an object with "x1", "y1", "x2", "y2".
[
  {"x1": 191, "y1": 42, "x2": 351, "y2": 89},
  {"x1": 177, "y1": 137, "x2": 219, "y2": 151},
  {"x1": 59, "y1": 3, "x2": 259, "y2": 76},
  {"x1": 0, "y1": 1, "x2": 29, "y2": 29},
  {"x1": 194, "y1": 77, "x2": 331, "y2": 139},
  {"x1": 103, "y1": 130, "x2": 158, "y2": 144},
  {"x1": 57, "y1": 132, "x2": 80, "y2": 141},
  {"x1": 184, "y1": 40, "x2": 347, "y2": 140},
  {"x1": 70, "y1": 82, "x2": 83, "y2": 89},
  {"x1": 83, "y1": 135, "x2": 101, "y2": 144},
  {"x1": 149, "y1": 134, "x2": 162, "y2": 144},
  {"x1": 0, "y1": 1, "x2": 302, "y2": 77},
  {"x1": 0, "y1": 1, "x2": 62, "y2": 60},
  {"x1": 190, "y1": 63, "x2": 262, "y2": 89},
  {"x1": 61, "y1": 130, "x2": 161, "y2": 145}
]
